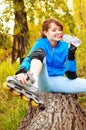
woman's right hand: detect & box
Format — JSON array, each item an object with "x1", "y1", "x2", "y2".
[{"x1": 14, "y1": 73, "x2": 27, "y2": 84}]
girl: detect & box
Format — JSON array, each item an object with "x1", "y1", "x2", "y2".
[{"x1": 6, "y1": 18, "x2": 86, "y2": 107}]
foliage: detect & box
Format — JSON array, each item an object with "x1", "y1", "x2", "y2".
[
  {"x1": 0, "y1": 0, "x2": 14, "y2": 34},
  {"x1": 0, "y1": 0, "x2": 76, "y2": 50},
  {"x1": 24, "y1": 0, "x2": 75, "y2": 33},
  {"x1": 0, "y1": 61, "x2": 28, "y2": 130},
  {"x1": 0, "y1": 33, "x2": 12, "y2": 50},
  {"x1": 73, "y1": 0, "x2": 86, "y2": 27},
  {"x1": 0, "y1": 90, "x2": 27, "y2": 130}
]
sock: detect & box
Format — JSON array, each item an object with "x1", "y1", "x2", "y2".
[{"x1": 32, "y1": 74, "x2": 39, "y2": 89}]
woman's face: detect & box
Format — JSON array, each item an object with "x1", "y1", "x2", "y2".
[{"x1": 44, "y1": 22, "x2": 62, "y2": 44}]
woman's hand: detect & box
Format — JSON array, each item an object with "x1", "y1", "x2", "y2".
[{"x1": 14, "y1": 73, "x2": 27, "y2": 84}]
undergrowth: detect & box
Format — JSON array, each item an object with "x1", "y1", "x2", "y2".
[{"x1": 0, "y1": 61, "x2": 28, "y2": 130}]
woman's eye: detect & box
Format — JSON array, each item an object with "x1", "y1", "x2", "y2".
[{"x1": 52, "y1": 29, "x2": 56, "y2": 32}]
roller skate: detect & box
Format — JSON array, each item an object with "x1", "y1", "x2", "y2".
[{"x1": 3, "y1": 73, "x2": 45, "y2": 110}]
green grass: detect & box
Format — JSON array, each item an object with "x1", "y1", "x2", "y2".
[{"x1": 0, "y1": 61, "x2": 28, "y2": 130}]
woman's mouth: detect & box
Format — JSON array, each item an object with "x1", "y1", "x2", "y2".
[{"x1": 54, "y1": 34, "x2": 63, "y2": 39}]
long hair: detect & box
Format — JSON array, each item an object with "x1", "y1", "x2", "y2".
[{"x1": 41, "y1": 18, "x2": 63, "y2": 38}]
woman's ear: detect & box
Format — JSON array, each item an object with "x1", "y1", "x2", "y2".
[{"x1": 43, "y1": 30, "x2": 47, "y2": 36}]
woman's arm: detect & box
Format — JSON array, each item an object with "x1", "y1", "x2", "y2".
[{"x1": 15, "y1": 38, "x2": 45, "y2": 74}]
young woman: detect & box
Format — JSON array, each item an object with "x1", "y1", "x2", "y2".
[{"x1": 6, "y1": 18, "x2": 86, "y2": 107}]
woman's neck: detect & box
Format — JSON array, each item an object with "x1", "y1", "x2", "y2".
[{"x1": 49, "y1": 40, "x2": 58, "y2": 48}]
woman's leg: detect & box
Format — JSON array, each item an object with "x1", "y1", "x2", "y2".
[
  {"x1": 38, "y1": 58, "x2": 52, "y2": 92},
  {"x1": 30, "y1": 59, "x2": 42, "y2": 76},
  {"x1": 29, "y1": 57, "x2": 86, "y2": 93},
  {"x1": 48, "y1": 76, "x2": 86, "y2": 93},
  {"x1": 29, "y1": 57, "x2": 51, "y2": 91}
]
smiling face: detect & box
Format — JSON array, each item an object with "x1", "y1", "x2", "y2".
[{"x1": 44, "y1": 22, "x2": 63, "y2": 47}]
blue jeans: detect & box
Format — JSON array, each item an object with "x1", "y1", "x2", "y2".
[{"x1": 38, "y1": 58, "x2": 86, "y2": 93}]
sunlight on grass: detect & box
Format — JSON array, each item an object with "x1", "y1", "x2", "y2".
[
  {"x1": 0, "y1": 61, "x2": 28, "y2": 130},
  {"x1": 0, "y1": 90, "x2": 28, "y2": 130}
]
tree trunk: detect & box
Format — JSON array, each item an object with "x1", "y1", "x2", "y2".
[
  {"x1": 12, "y1": 0, "x2": 29, "y2": 63},
  {"x1": 17, "y1": 93, "x2": 86, "y2": 130}
]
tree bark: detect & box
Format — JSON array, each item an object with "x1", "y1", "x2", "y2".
[
  {"x1": 17, "y1": 93, "x2": 86, "y2": 130},
  {"x1": 12, "y1": 0, "x2": 29, "y2": 63}
]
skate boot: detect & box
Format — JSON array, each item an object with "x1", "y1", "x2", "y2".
[{"x1": 3, "y1": 73, "x2": 45, "y2": 110}]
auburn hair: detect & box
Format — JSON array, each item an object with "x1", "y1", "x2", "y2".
[{"x1": 41, "y1": 18, "x2": 63, "y2": 38}]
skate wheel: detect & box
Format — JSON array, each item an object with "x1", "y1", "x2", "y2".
[
  {"x1": 13, "y1": 90, "x2": 20, "y2": 96},
  {"x1": 22, "y1": 95, "x2": 30, "y2": 103},
  {"x1": 39, "y1": 104, "x2": 46, "y2": 110},
  {"x1": 3, "y1": 82, "x2": 10, "y2": 91},
  {"x1": 31, "y1": 100, "x2": 39, "y2": 108}
]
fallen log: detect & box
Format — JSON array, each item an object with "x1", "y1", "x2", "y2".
[{"x1": 17, "y1": 93, "x2": 86, "y2": 130}]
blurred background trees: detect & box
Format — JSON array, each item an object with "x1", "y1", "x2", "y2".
[
  {"x1": 12, "y1": 0, "x2": 29, "y2": 63},
  {"x1": 0, "y1": 0, "x2": 86, "y2": 64}
]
